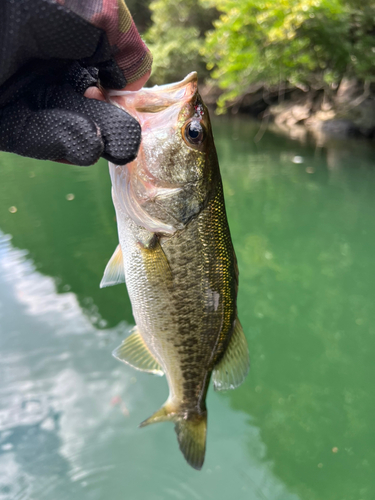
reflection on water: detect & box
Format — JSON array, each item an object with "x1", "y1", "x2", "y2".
[
  {"x1": 0, "y1": 233, "x2": 135, "y2": 499},
  {"x1": 0, "y1": 232, "x2": 295, "y2": 499},
  {"x1": 0, "y1": 119, "x2": 374, "y2": 499}
]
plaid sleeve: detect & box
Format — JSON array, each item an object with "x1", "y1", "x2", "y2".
[{"x1": 56, "y1": 0, "x2": 152, "y2": 84}]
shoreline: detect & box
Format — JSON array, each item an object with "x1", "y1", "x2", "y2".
[{"x1": 201, "y1": 78, "x2": 375, "y2": 146}]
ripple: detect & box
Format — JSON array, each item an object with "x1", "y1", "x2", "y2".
[{"x1": 0, "y1": 396, "x2": 51, "y2": 431}]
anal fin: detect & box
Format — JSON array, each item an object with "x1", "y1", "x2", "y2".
[
  {"x1": 100, "y1": 244, "x2": 125, "y2": 288},
  {"x1": 112, "y1": 328, "x2": 164, "y2": 376},
  {"x1": 212, "y1": 318, "x2": 249, "y2": 391}
]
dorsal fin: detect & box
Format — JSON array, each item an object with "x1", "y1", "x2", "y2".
[
  {"x1": 100, "y1": 244, "x2": 125, "y2": 288},
  {"x1": 112, "y1": 328, "x2": 164, "y2": 376},
  {"x1": 212, "y1": 318, "x2": 250, "y2": 391}
]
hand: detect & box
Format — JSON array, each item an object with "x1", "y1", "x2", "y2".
[{"x1": 0, "y1": 0, "x2": 152, "y2": 166}]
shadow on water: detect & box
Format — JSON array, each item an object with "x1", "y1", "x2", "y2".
[{"x1": 0, "y1": 117, "x2": 375, "y2": 499}]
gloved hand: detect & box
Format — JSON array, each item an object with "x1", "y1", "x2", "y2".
[{"x1": 0, "y1": 0, "x2": 153, "y2": 166}]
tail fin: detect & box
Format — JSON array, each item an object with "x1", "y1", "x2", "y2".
[
  {"x1": 175, "y1": 413, "x2": 207, "y2": 470},
  {"x1": 139, "y1": 403, "x2": 207, "y2": 470}
]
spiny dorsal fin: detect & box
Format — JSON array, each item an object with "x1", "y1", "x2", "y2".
[
  {"x1": 212, "y1": 318, "x2": 250, "y2": 391},
  {"x1": 100, "y1": 244, "x2": 125, "y2": 288},
  {"x1": 139, "y1": 402, "x2": 207, "y2": 471},
  {"x1": 112, "y1": 328, "x2": 164, "y2": 376}
]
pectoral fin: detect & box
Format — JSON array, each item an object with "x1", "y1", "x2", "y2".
[
  {"x1": 112, "y1": 328, "x2": 164, "y2": 376},
  {"x1": 140, "y1": 237, "x2": 173, "y2": 287},
  {"x1": 212, "y1": 318, "x2": 250, "y2": 391},
  {"x1": 100, "y1": 244, "x2": 125, "y2": 288}
]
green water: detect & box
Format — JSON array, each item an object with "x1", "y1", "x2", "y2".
[{"x1": 0, "y1": 119, "x2": 374, "y2": 500}]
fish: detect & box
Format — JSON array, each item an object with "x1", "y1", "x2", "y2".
[{"x1": 100, "y1": 72, "x2": 249, "y2": 470}]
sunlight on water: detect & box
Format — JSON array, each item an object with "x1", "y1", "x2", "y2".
[{"x1": 0, "y1": 118, "x2": 374, "y2": 499}]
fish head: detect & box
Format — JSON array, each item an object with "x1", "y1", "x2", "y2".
[{"x1": 107, "y1": 72, "x2": 219, "y2": 235}]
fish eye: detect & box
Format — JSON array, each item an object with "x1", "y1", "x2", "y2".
[{"x1": 183, "y1": 120, "x2": 205, "y2": 146}]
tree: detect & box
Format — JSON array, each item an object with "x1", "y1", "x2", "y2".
[
  {"x1": 144, "y1": 0, "x2": 218, "y2": 84},
  {"x1": 202, "y1": 0, "x2": 375, "y2": 110}
]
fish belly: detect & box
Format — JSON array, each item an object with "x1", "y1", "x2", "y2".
[{"x1": 115, "y1": 180, "x2": 237, "y2": 409}]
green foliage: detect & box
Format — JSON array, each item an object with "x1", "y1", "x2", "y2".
[
  {"x1": 131, "y1": 0, "x2": 375, "y2": 109},
  {"x1": 144, "y1": 0, "x2": 218, "y2": 84},
  {"x1": 202, "y1": 0, "x2": 375, "y2": 109},
  {"x1": 125, "y1": 0, "x2": 153, "y2": 33}
]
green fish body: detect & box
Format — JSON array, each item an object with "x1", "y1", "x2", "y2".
[{"x1": 101, "y1": 73, "x2": 249, "y2": 470}]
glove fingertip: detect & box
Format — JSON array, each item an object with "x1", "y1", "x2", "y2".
[
  {"x1": 65, "y1": 128, "x2": 104, "y2": 166},
  {"x1": 101, "y1": 116, "x2": 141, "y2": 165},
  {"x1": 1, "y1": 105, "x2": 106, "y2": 166},
  {"x1": 45, "y1": 86, "x2": 141, "y2": 165}
]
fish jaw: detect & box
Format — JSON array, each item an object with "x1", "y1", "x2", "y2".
[
  {"x1": 107, "y1": 72, "x2": 198, "y2": 121},
  {"x1": 107, "y1": 73, "x2": 198, "y2": 152}
]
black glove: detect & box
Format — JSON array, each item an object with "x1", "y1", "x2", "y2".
[{"x1": 0, "y1": 0, "x2": 142, "y2": 166}]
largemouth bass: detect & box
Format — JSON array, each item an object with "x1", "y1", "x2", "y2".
[{"x1": 101, "y1": 73, "x2": 249, "y2": 470}]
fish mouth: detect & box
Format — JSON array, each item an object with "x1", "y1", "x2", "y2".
[
  {"x1": 143, "y1": 72, "x2": 198, "y2": 93},
  {"x1": 108, "y1": 71, "x2": 197, "y2": 95},
  {"x1": 106, "y1": 73, "x2": 198, "y2": 120}
]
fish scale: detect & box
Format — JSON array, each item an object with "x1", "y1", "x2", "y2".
[{"x1": 101, "y1": 72, "x2": 250, "y2": 470}]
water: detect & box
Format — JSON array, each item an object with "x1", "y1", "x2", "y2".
[{"x1": 0, "y1": 118, "x2": 374, "y2": 500}]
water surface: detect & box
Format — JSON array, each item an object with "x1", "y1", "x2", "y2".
[{"x1": 0, "y1": 119, "x2": 374, "y2": 500}]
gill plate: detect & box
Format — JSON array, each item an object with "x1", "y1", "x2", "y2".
[{"x1": 109, "y1": 162, "x2": 178, "y2": 235}]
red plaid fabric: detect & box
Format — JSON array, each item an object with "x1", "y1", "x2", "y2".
[{"x1": 55, "y1": 0, "x2": 152, "y2": 84}]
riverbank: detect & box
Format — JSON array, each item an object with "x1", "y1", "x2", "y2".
[{"x1": 202, "y1": 78, "x2": 375, "y2": 144}]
